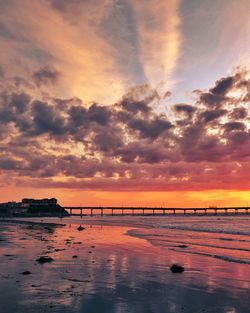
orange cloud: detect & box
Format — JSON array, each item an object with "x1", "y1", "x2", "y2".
[
  {"x1": 0, "y1": 0, "x2": 125, "y2": 102},
  {"x1": 0, "y1": 0, "x2": 182, "y2": 103}
]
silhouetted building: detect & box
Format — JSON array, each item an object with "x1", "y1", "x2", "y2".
[{"x1": 22, "y1": 198, "x2": 57, "y2": 206}]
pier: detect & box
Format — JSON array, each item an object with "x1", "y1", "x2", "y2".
[{"x1": 63, "y1": 206, "x2": 250, "y2": 217}]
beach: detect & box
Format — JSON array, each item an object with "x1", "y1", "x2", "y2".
[{"x1": 0, "y1": 215, "x2": 249, "y2": 313}]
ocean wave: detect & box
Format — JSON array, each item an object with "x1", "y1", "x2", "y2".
[
  {"x1": 168, "y1": 248, "x2": 250, "y2": 265},
  {"x1": 13, "y1": 216, "x2": 250, "y2": 237},
  {"x1": 127, "y1": 231, "x2": 250, "y2": 253},
  {"x1": 159, "y1": 224, "x2": 250, "y2": 236}
]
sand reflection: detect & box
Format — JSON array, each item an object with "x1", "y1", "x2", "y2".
[{"x1": 0, "y1": 221, "x2": 249, "y2": 313}]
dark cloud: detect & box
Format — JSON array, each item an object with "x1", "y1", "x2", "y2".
[
  {"x1": 117, "y1": 142, "x2": 168, "y2": 164},
  {"x1": 0, "y1": 157, "x2": 23, "y2": 170},
  {"x1": 210, "y1": 76, "x2": 234, "y2": 95},
  {"x1": 200, "y1": 109, "x2": 227, "y2": 123},
  {"x1": 0, "y1": 91, "x2": 32, "y2": 132},
  {"x1": 68, "y1": 105, "x2": 87, "y2": 127},
  {"x1": 120, "y1": 84, "x2": 159, "y2": 114},
  {"x1": 227, "y1": 131, "x2": 249, "y2": 146},
  {"x1": 94, "y1": 129, "x2": 123, "y2": 153},
  {"x1": 121, "y1": 97, "x2": 151, "y2": 114},
  {"x1": 33, "y1": 66, "x2": 60, "y2": 86},
  {"x1": 31, "y1": 100, "x2": 66, "y2": 135},
  {"x1": 88, "y1": 103, "x2": 110, "y2": 125},
  {"x1": 237, "y1": 77, "x2": 250, "y2": 102},
  {"x1": 0, "y1": 69, "x2": 250, "y2": 190},
  {"x1": 127, "y1": 116, "x2": 172, "y2": 139},
  {"x1": 223, "y1": 122, "x2": 246, "y2": 132},
  {"x1": 11, "y1": 92, "x2": 31, "y2": 114},
  {"x1": 199, "y1": 92, "x2": 225, "y2": 107},
  {"x1": 197, "y1": 72, "x2": 244, "y2": 107},
  {"x1": 229, "y1": 107, "x2": 248, "y2": 120},
  {"x1": 174, "y1": 104, "x2": 196, "y2": 118}
]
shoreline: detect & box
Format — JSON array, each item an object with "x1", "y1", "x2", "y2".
[
  {"x1": 0, "y1": 217, "x2": 249, "y2": 313},
  {"x1": 2, "y1": 215, "x2": 250, "y2": 266},
  {"x1": 0, "y1": 218, "x2": 66, "y2": 227},
  {"x1": 5, "y1": 214, "x2": 250, "y2": 235}
]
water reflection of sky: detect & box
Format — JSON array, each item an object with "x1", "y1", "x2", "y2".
[{"x1": 0, "y1": 222, "x2": 249, "y2": 313}]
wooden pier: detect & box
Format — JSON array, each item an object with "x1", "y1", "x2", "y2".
[{"x1": 63, "y1": 206, "x2": 250, "y2": 217}]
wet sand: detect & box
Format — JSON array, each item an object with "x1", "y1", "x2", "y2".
[{"x1": 0, "y1": 217, "x2": 249, "y2": 313}]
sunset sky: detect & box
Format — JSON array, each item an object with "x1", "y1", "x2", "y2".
[{"x1": 0, "y1": 0, "x2": 250, "y2": 207}]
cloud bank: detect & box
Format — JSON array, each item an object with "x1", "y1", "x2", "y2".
[{"x1": 0, "y1": 67, "x2": 250, "y2": 191}]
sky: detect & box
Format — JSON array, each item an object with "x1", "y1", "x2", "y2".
[{"x1": 0, "y1": 0, "x2": 250, "y2": 207}]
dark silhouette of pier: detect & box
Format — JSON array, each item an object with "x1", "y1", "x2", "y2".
[{"x1": 63, "y1": 206, "x2": 250, "y2": 217}]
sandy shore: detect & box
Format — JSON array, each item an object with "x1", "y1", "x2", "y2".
[{"x1": 0, "y1": 218, "x2": 249, "y2": 313}]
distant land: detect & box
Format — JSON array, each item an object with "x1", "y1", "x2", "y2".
[{"x1": 0, "y1": 198, "x2": 69, "y2": 217}]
